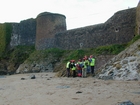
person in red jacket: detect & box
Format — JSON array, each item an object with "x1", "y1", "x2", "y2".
[
  {"x1": 71, "y1": 60, "x2": 76, "y2": 77},
  {"x1": 76, "y1": 59, "x2": 83, "y2": 77}
]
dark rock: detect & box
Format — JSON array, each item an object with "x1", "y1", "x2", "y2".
[
  {"x1": 118, "y1": 100, "x2": 134, "y2": 105},
  {"x1": 30, "y1": 74, "x2": 36, "y2": 79},
  {"x1": 0, "y1": 70, "x2": 7, "y2": 75},
  {"x1": 76, "y1": 91, "x2": 82, "y2": 94},
  {"x1": 21, "y1": 78, "x2": 25, "y2": 80},
  {"x1": 122, "y1": 60, "x2": 128, "y2": 64},
  {"x1": 101, "y1": 76, "x2": 113, "y2": 80}
]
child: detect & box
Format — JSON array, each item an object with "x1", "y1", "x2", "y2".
[{"x1": 76, "y1": 59, "x2": 83, "y2": 77}]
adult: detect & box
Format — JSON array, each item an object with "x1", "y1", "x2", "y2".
[
  {"x1": 71, "y1": 60, "x2": 76, "y2": 77},
  {"x1": 82, "y1": 58, "x2": 87, "y2": 78},
  {"x1": 89, "y1": 55, "x2": 95, "y2": 76},
  {"x1": 84, "y1": 56, "x2": 90, "y2": 74},
  {"x1": 66, "y1": 60, "x2": 71, "y2": 77}
]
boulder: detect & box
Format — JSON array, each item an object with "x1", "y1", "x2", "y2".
[
  {"x1": 118, "y1": 100, "x2": 134, "y2": 105},
  {"x1": 30, "y1": 74, "x2": 36, "y2": 79}
]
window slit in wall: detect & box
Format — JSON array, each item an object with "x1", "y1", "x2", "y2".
[{"x1": 115, "y1": 28, "x2": 119, "y2": 32}]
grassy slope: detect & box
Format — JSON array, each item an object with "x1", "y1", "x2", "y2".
[{"x1": 0, "y1": 35, "x2": 140, "y2": 74}]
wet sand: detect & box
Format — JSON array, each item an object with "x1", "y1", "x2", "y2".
[{"x1": 0, "y1": 73, "x2": 140, "y2": 105}]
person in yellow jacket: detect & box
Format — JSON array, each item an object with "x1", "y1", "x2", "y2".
[
  {"x1": 66, "y1": 60, "x2": 71, "y2": 77},
  {"x1": 82, "y1": 58, "x2": 87, "y2": 78},
  {"x1": 84, "y1": 56, "x2": 90, "y2": 74},
  {"x1": 89, "y1": 55, "x2": 95, "y2": 76},
  {"x1": 71, "y1": 60, "x2": 76, "y2": 77}
]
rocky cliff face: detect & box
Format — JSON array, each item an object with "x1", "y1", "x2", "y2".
[{"x1": 97, "y1": 39, "x2": 140, "y2": 80}]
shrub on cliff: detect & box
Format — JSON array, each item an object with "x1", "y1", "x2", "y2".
[
  {"x1": 25, "y1": 48, "x2": 65, "y2": 64},
  {"x1": 8, "y1": 45, "x2": 35, "y2": 64},
  {"x1": 0, "y1": 23, "x2": 12, "y2": 58},
  {"x1": 127, "y1": 34, "x2": 140, "y2": 46},
  {"x1": 93, "y1": 44, "x2": 127, "y2": 55}
]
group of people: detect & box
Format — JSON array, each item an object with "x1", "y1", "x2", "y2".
[{"x1": 66, "y1": 55, "x2": 95, "y2": 78}]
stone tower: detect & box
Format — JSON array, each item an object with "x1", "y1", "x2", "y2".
[{"x1": 35, "y1": 12, "x2": 66, "y2": 50}]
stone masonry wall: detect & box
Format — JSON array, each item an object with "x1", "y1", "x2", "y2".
[
  {"x1": 10, "y1": 18, "x2": 36, "y2": 48},
  {"x1": 54, "y1": 8, "x2": 136, "y2": 50},
  {"x1": 35, "y1": 12, "x2": 66, "y2": 50},
  {"x1": 136, "y1": 1, "x2": 140, "y2": 35},
  {"x1": 9, "y1": 7, "x2": 137, "y2": 50}
]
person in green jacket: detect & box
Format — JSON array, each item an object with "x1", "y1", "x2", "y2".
[
  {"x1": 71, "y1": 60, "x2": 76, "y2": 77},
  {"x1": 82, "y1": 58, "x2": 87, "y2": 78},
  {"x1": 89, "y1": 55, "x2": 95, "y2": 76},
  {"x1": 66, "y1": 60, "x2": 71, "y2": 77},
  {"x1": 84, "y1": 56, "x2": 90, "y2": 74}
]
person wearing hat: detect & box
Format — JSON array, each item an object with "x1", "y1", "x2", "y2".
[
  {"x1": 76, "y1": 59, "x2": 83, "y2": 77},
  {"x1": 82, "y1": 58, "x2": 87, "y2": 78}
]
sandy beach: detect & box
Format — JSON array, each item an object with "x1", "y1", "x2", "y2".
[{"x1": 0, "y1": 73, "x2": 140, "y2": 105}]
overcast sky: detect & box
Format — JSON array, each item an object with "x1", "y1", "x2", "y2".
[{"x1": 0, "y1": 0, "x2": 139, "y2": 30}]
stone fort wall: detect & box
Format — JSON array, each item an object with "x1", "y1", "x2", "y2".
[
  {"x1": 35, "y1": 12, "x2": 66, "y2": 50},
  {"x1": 136, "y1": 1, "x2": 140, "y2": 35},
  {"x1": 10, "y1": 18, "x2": 36, "y2": 48},
  {"x1": 54, "y1": 8, "x2": 136, "y2": 50},
  {"x1": 8, "y1": 5, "x2": 139, "y2": 50}
]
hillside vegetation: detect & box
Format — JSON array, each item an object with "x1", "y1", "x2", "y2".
[
  {"x1": 0, "y1": 23, "x2": 12, "y2": 57},
  {"x1": 0, "y1": 35, "x2": 140, "y2": 75}
]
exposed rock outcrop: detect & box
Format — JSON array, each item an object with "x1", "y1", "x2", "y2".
[
  {"x1": 16, "y1": 55, "x2": 60, "y2": 73},
  {"x1": 97, "y1": 39, "x2": 140, "y2": 80}
]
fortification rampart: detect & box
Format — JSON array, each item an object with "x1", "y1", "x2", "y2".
[
  {"x1": 10, "y1": 18, "x2": 36, "y2": 48},
  {"x1": 54, "y1": 8, "x2": 136, "y2": 50},
  {"x1": 136, "y1": 1, "x2": 140, "y2": 35},
  {"x1": 0, "y1": 2, "x2": 139, "y2": 55},
  {"x1": 36, "y1": 12, "x2": 66, "y2": 50}
]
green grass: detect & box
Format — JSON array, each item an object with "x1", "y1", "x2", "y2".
[
  {"x1": 93, "y1": 44, "x2": 127, "y2": 55},
  {"x1": 0, "y1": 23, "x2": 12, "y2": 57},
  {"x1": 64, "y1": 49, "x2": 85, "y2": 62},
  {"x1": 25, "y1": 48, "x2": 65, "y2": 63},
  {"x1": 7, "y1": 45, "x2": 35, "y2": 64},
  {"x1": 127, "y1": 35, "x2": 140, "y2": 46},
  {"x1": 63, "y1": 43, "x2": 127, "y2": 62},
  {"x1": 1, "y1": 34, "x2": 140, "y2": 69},
  {"x1": 45, "y1": 48, "x2": 65, "y2": 57}
]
